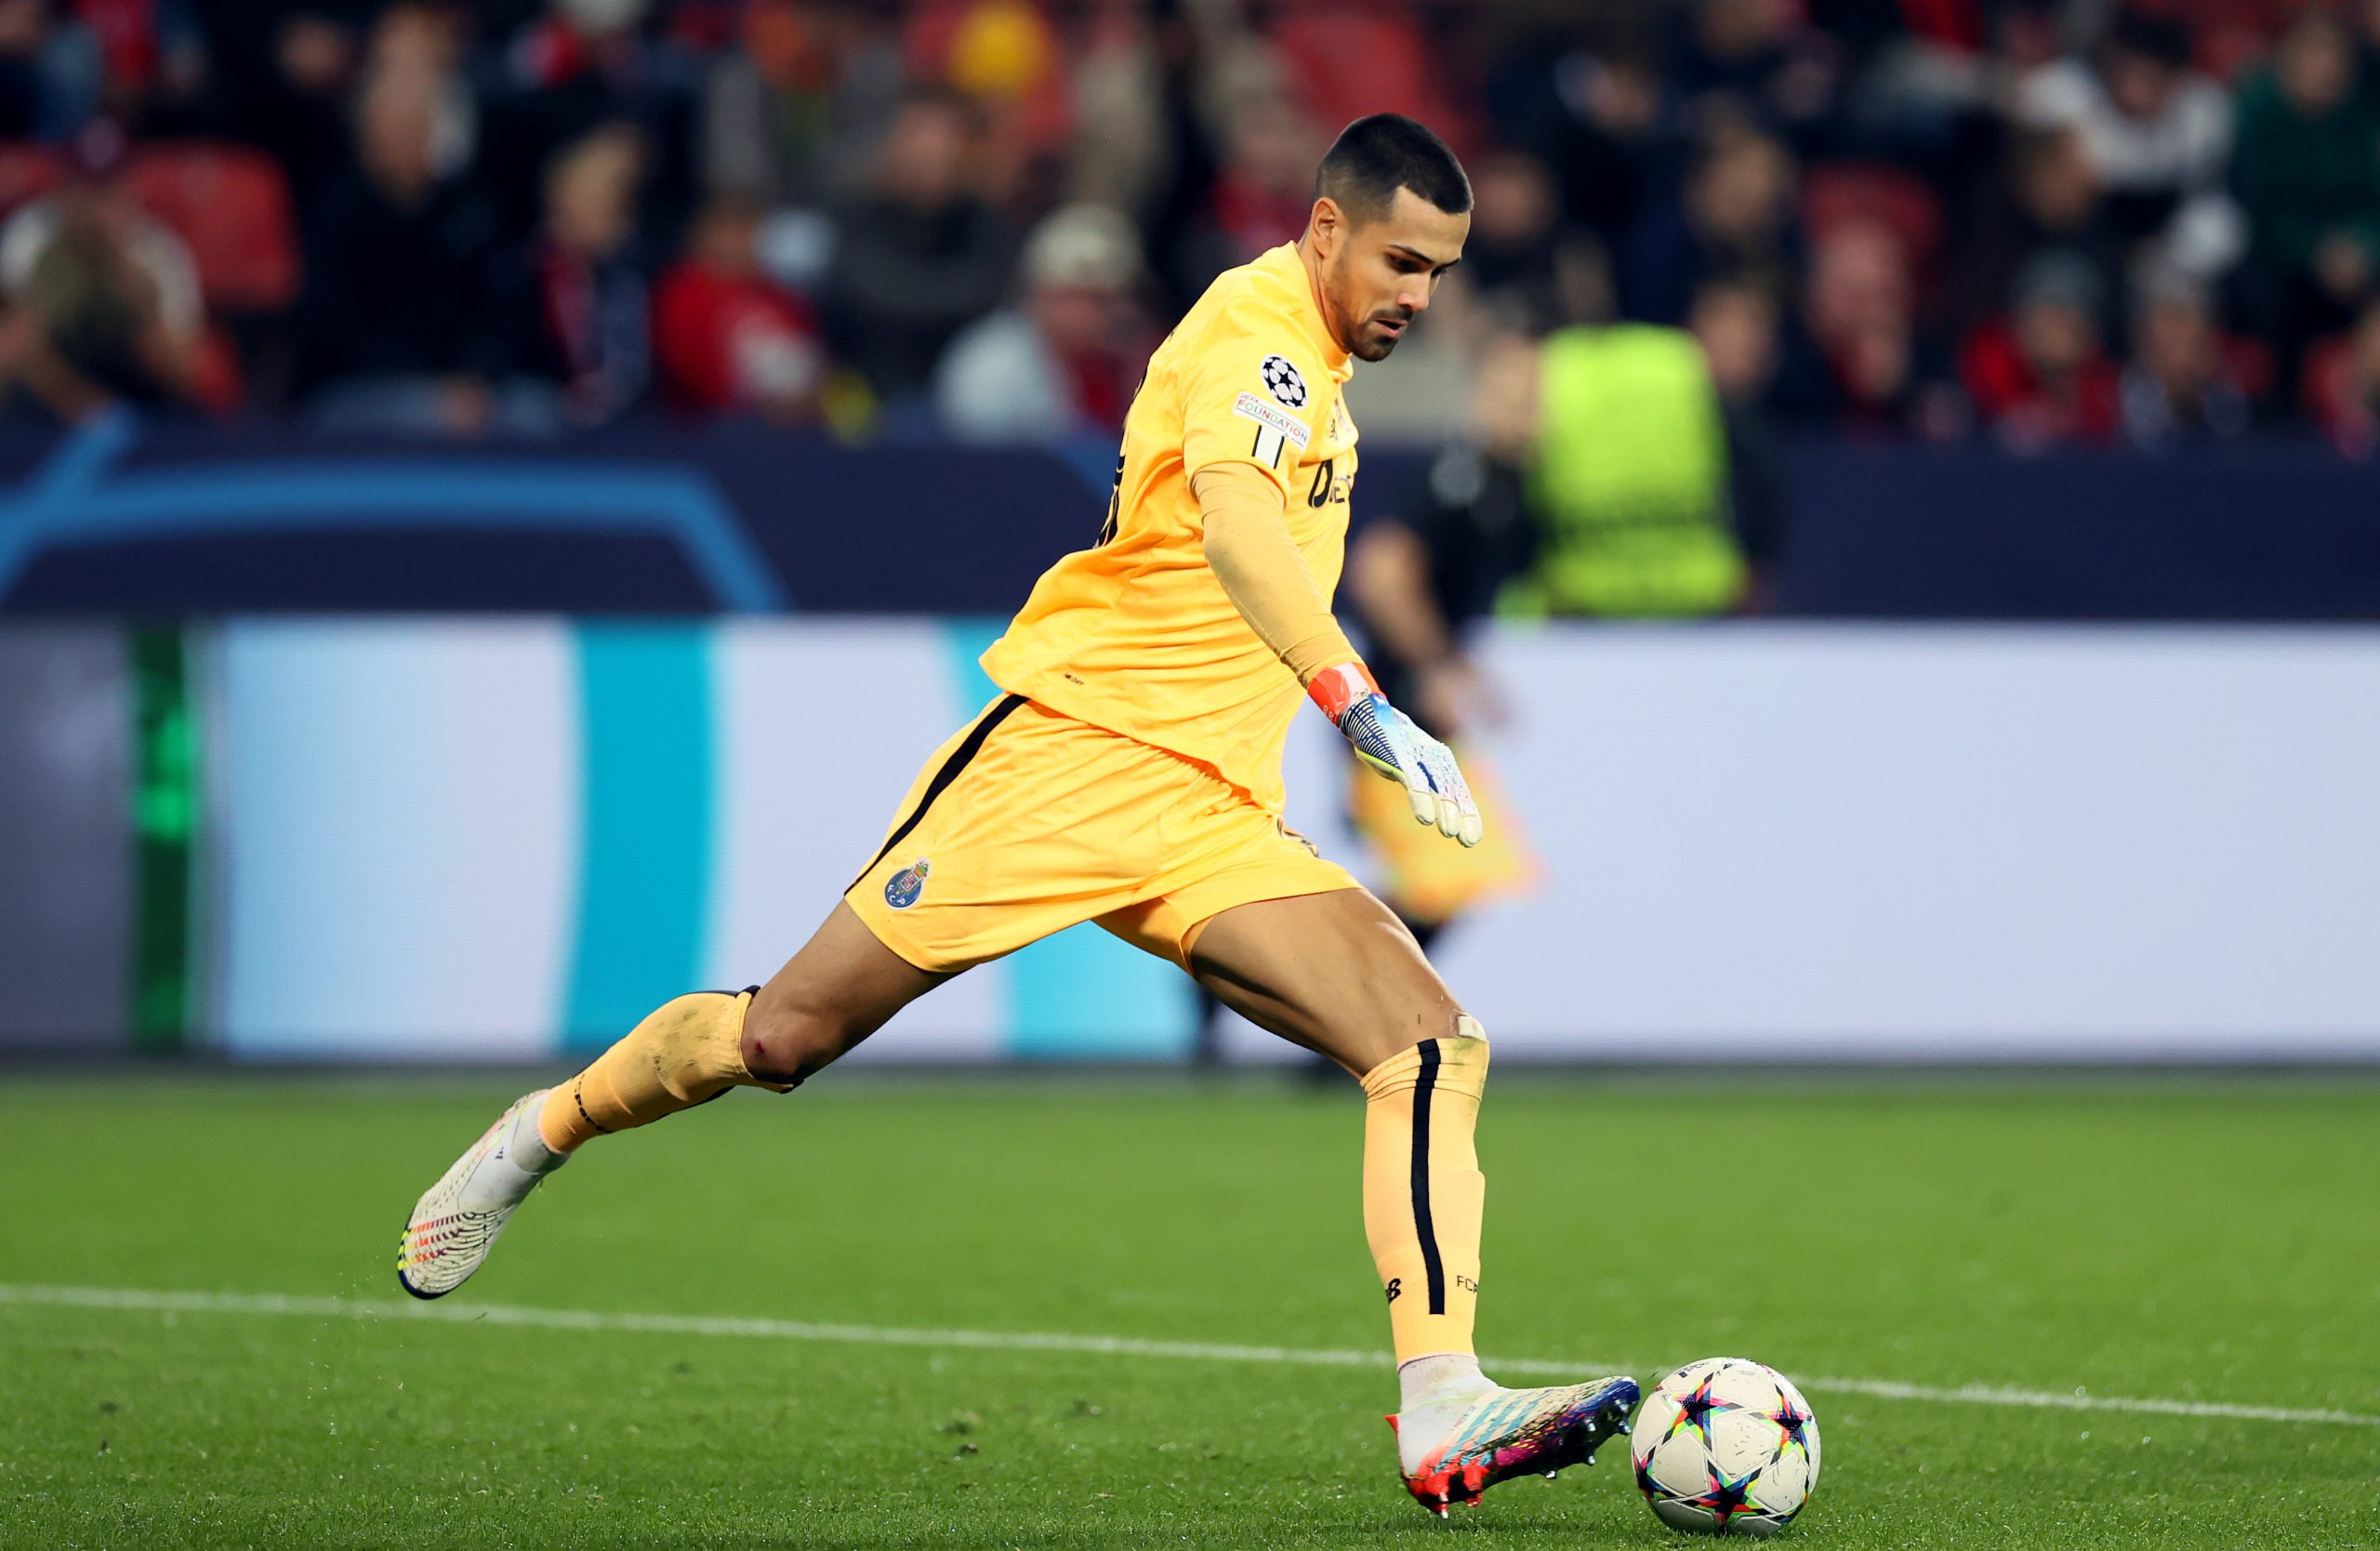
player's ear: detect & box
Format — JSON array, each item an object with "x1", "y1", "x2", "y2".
[{"x1": 1309, "y1": 195, "x2": 1343, "y2": 256}]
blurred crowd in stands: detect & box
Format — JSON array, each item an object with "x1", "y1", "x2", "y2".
[{"x1": 6, "y1": 0, "x2": 2380, "y2": 456}]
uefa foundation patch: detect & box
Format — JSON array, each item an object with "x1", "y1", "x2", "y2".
[{"x1": 884, "y1": 858, "x2": 931, "y2": 908}]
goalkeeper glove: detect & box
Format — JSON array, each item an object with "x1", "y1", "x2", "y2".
[{"x1": 1308, "y1": 662, "x2": 1483, "y2": 848}]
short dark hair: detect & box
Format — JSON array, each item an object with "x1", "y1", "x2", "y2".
[{"x1": 1314, "y1": 113, "x2": 1471, "y2": 224}]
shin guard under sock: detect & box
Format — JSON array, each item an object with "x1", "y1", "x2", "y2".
[
  {"x1": 1360, "y1": 1021, "x2": 1489, "y2": 1364},
  {"x1": 537, "y1": 990, "x2": 788, "y2": 1155}
]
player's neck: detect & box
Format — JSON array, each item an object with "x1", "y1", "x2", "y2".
[{"x1": 1292, "y1": 236, "x2": 1354, "y2": 359}]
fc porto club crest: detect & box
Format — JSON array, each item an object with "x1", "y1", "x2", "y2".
[{"x1": 884, "y1": 857, "x2": 931, "y2": 909}]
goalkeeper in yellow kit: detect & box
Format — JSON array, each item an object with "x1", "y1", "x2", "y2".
[{"x1": 396, "y1": 113, "x2": 1636, "y2": 1518}]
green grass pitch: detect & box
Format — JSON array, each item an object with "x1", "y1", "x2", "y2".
[{"x1": 2, "y1": 1071, "x2": 2375, "y2": 1549}]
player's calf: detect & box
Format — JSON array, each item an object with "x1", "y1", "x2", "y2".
[{"x1": 395, "y1": 988, "x2": 787, "y2": 1300}]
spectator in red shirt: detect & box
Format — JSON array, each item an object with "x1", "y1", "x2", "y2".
[
  {"x1": 653, "y1": 190, "x2": 826, "y2": 420},
  {"x1": 1961, "y1": 250, "x2": 2122, "y2": 449}
]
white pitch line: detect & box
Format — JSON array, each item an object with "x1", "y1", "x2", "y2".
[{"x1": 2, "y1": 1283, "x2": 2373, "y2": 1431}]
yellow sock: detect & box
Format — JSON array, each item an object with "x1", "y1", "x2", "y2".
[
  {"x1": 536, "y1": 990, "x2": 791, "y2": 1155},
  {"x1": 1361, "y1": 1022, "x2": 1489, "y2": 1364}
]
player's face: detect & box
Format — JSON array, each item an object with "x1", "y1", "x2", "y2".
[{"x1": 1320, "y1": 189, "x2": 1468, "y2": 363}]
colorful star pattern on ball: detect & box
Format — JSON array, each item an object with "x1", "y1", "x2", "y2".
[
  {"x1": 1689, "y1": 1460, "x2": 1766, "y2": 1530},
  {"x1": 1763, "y1": 1394, "x2": 1814, "y2": 1458},
  {"x1": 1663, "y1": 1371, "x2": 1736, "y2": 1448}
]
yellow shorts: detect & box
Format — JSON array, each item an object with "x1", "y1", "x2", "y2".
[{"x1": 846, "y1": 695, "x2": 1361, "y2": 974}]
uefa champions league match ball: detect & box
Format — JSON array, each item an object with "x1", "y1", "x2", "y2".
[{"x1": 1631, "y1": 1357, "x2": 1821, "y2": 1536}]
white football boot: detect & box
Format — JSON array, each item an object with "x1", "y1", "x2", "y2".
[
  {"x1": 1389, "y1": 1373, "x2": 1640, "y2": 1518},
  {"x1": 397, "y1": 1090, "x2": 565, "y2": 1299}
]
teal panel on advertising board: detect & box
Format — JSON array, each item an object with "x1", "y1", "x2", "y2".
[{"x1": 564, "y1": 624, "x2": 714, "y2": 1048}]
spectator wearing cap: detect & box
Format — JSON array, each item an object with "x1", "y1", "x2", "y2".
[
  {"x1": 1960, "y1": 249, "x2": 2122, "y2": 449},
  {"x1": 821, "y1": 86, "x2": 1013, "y2": 404},
  {"x1": 935, "y1": 203, "x2": 1150, "y2": 443},
  {"x1": 2016, "y1": 12, "x2": 2240, "y2": 280},
  {"x1": 2118, "y1": 268, "x2": 2253, "y2": 449}
]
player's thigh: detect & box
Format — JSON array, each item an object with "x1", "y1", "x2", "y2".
[
  {"x1": 744, "y1": 901, "x2": 950, "y2": 1083},
  {"x1": 1186, "y1": 887, "x2": 1467, "y2": 1076}
]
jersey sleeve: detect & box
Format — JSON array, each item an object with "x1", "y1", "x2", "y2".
[{"x1": 1178, "y1": 299, "x2": 1332, "y2": 501}]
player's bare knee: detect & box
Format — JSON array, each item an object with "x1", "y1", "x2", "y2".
[
  {"x1": 742, "y1": 987, "x2": 877, "y2": 1086},
  {"x1": 740, "y1": 1004, "x2": 829, "y2": 1086}
]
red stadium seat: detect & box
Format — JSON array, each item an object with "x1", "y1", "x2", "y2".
[
  {"x1": 0, "y1": 141, "x2": 65, "y2": 217},
  {"x1": 120, "y1": 142, "x2": 300, "y2": 314}
]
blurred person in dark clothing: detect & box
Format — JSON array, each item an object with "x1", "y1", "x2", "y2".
[
  {"x1": 298, "y1": 61, "x2": 553, "y2": 435},
  {"x1": 651, "y1": 191, "x2": 826, "y2": 421},
  {"x1": 0, "y1": 0, "x2": 107, "y2": 139},
  {"x1": 495, "y1": 121, "x2": 651, "y2": 425},
  {"x1": 1487, "y1": 34, "x2": 1676, "y2": 257},
  {"x1": 701, "y1": 0, "x2": 902, "y2": 210},
  {"x1": 478, "y1": 0, "x2": 702, "y2": 251},
  {"x1": 1948, "y1": 124, "x2": 2129, "y2": 343},
  {"x1": 1687, "y1": 276, "x2": 1788, "y2": 597},
  {"x1": 820, "y1": 86, "x2": 1012, "y2": 405},
  {"x1": 192, "y1": 1, "x2": 373, "y2": 208},
  {"x1": 1669, "y1": 0, "x2": 1844, "y2": 149},
  {"x1": 2307, "y1": 296, "x2": 2380, "y2": 454},
  {"x1": 1961, "y1": 249, "x2": 2121, "y2": 449},
  {"x1": 0, "y1": 120, "x2": 216, "y2": 417},
  {"x1": 1620, "y1": 116, "x2": 1798, "y2": 326},
  {"x1": 1342, "y1": 333, "x2": 1545, "y2": 949},
  {"x1": 2230, "y1": 10, "x2": 2380, "y2": 382},
  {"x1": 936, "y1": 202, "x2": 1151, "y2": 444},
  {"x1": 2117, "y1": 269, "x2": 2253, "y2": 448},
  {"x1": 1449, "y1": 147, "x2": 1608, "y2": 335},
  {"x1": 1777, "y1": 216, "x2": 1966, "y2": 439}
]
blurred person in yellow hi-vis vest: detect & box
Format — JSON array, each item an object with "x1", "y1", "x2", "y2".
[{"x1": 1347, "y1": 285, "x2": 1786, "y2": 948}]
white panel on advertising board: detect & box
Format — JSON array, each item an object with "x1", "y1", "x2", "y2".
[
  {"x1": 216, "y1": 621, "x2": 578, "y2": 1058},
  {"x1": 1228, "y1": 624, "x2": 2380, "y2": 1060},
  {"x1": 707, "y1": 620, "x2": 1005, "y2": 1060}
]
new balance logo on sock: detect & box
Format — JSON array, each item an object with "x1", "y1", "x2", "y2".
[{"x1": 1385, "y1": 1278, "x2": 1403, "y2": 1304}]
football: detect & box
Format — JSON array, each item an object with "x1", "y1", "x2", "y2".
[{"x1": 1631, "y1": 1357, "x2": 1821, "y2": 1536}]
